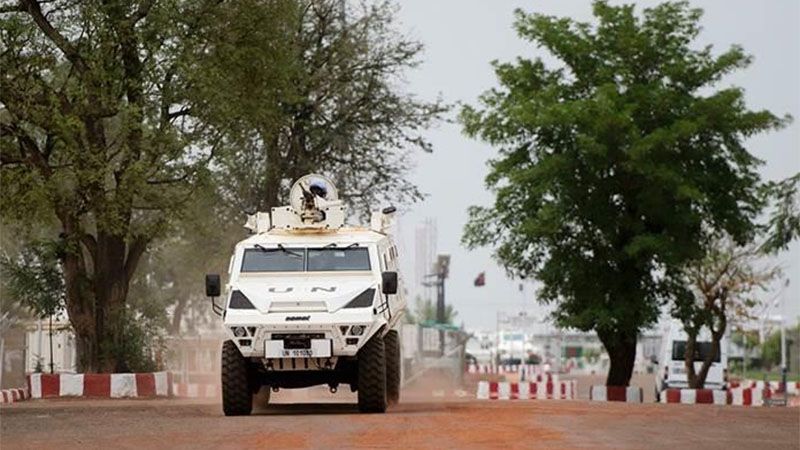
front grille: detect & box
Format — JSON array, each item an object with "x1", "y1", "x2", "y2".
[{"x1": 271, "y1": 333, "x2": 325, "y2": 340}]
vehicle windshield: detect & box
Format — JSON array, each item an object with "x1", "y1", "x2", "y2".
[
  {"x1": 307, "y1": 248, "x2": 371, "y2": 271},
  {"x1": 241, "y1": 248, "x2": 304, "y2": 272},
  {"x1": 240, "y1": 247, "x2": 371, "y2": 272},
  {"x1": 671, "y1": 340, "x2": 720, "y2": 362}
]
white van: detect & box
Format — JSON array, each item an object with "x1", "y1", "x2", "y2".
[{"x1": 654, "y1": 321, "x2": 728, "y2": 400}]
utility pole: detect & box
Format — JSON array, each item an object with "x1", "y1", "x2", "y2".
[
  {"x1": 423, "y1": 254, "x2": 450, "y2": 355},
  {"x1": 780, "y1": 281, "x2": 788, "y2": 393}
]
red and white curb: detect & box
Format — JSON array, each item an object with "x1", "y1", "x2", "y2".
[
  {"x1": 172, "y1": 382, "x2": 218, "y2": 398},
  {"x1": 661, "y1": 388, "x2": 730, "y2": 405},
  {"x1": 1, "y1": 387, "x2": 31, "y2": 404},
  {"x1": 28, "y1": 372, "x2": 171, "y2": 398},
  {"x1": 589, "y1": 385, "x2": 643, "y2": 403},
  {"x1": 466, "y1": 364, "x2": 544, "y2": 376},
  {"x1": 476, "y1": 380, "x2": 577, "y2": 400},
  {"x1": 729, "y1": 387, "x2": 767, "y2": 406},
  {"x1": 730, "y1": 380, "x2": 799, "y2": 395}
]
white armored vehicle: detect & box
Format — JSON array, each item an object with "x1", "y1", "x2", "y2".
[{"x1": 205, "y1": 174, "x2": 406, "y2": 415}]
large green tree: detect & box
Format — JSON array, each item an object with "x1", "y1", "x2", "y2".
[
  {"x1": 0, "y1": 0, "x2": 243, "y2": 371},
  {"x1": 461, "y1": 1, "x2": 789, "y2": 385}
]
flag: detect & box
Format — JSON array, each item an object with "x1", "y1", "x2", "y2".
[{"x1": 474, "y1": 272, "x2": 485, "y2": 287}]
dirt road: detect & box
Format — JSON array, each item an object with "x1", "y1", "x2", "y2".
[{"x1": 2, "y1": 395, "x2": 797, "y2": 450}]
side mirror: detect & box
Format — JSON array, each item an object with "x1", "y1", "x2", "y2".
[
  {"x1": 381, "y1": 271, "x2": 398, "y2": 295},
  {"x1": 205, "y1": 274, "x2": 221, "y2": 297}
]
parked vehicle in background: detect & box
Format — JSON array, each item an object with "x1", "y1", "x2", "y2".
[{"x1": 655, "y1": 321, "x2": 729, "y2": 401}]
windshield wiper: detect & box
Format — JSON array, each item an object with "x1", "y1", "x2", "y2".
[
  {"x1": 254, "y1": 244, "x2": 303, "y2": 257},
  {"x1": 345, "y1": 243, "x2": 359, "y2": 248},
  {"x1": 323, "y1": 243, "x2": 337, "y2": 248}
]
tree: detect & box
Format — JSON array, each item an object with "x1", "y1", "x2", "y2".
[
  {"x1": 0, "y1": 239, "x2": 65, "y2": 373},
  {"x1": 0, "y1": 0, "x2": 233, "y2": 371},
  {"x1": 193, "y1": 0, "x2": 447, "y2": 217},
  {"x1": 407, "y1": 295, "x2": 458, "y2": 325},
  {"x1": 762, "y1": 173, "x2": 800, "y2": 253},
  {"x1": 673, "y1": 239, "x2": 780, "y2": 388},
  {"x1": 460, "y1": 1, "x2": 789, "y2": 386}
]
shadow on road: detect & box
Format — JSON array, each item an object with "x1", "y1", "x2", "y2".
[{"x1": 253, "y1": 401, "x2": 453, "y2": 416}]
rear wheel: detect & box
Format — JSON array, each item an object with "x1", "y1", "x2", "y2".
[
  {"x1": 384, "y1": 329, "x2": 401, "y2": 405},
  {"x1": 357, "y1": 333, "x2": 387, "y2": 413},
  {"x1": 221, "y1": 340, "x2": 253, "y2": 416}
]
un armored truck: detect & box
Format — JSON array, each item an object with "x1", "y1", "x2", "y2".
[{"x1": 205, "y1": 174, "x2": 406, "y2": 415}]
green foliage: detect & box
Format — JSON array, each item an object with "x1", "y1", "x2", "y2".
[
  {"x1": 0, "y1": 0, "x2": 229, "y2": 371},
  {"x1": 410, "y1": 295, "x2": 458, "y2": 325},
  {"x1": 191, "y1": 0, "x2": 447, "y2": 218},
  {"x1": 762, "y1": 173, "x2": 800, "y2": 253},
  {"x1": 103, "y1": 303, "x2": 168, "y2": 373},
  {"x1": 460, "y1": 1, "x2": 788, "y2": 384},
  {"x1": 0, "y1": 240, "x2": 65, "y2": 319},
  {"x1": 760, "y1": 324, "x2": 799, "y2": 369}
]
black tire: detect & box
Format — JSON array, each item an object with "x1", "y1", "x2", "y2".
[
  {"x1": 357, "y1": 333, "x2": 387, "y2": 413},
  {"x1": 384, "y1": 329, "x2": 401, "y2": 405},
  {"x1": 221, "y1": 340, "x2": 253, "y2": 416}
]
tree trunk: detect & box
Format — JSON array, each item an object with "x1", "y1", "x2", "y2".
[
  {"x1": 60, "y1": 227, "x2": 147, "y2": 373},
  {"x1": 685, "y1": 331, "x2": 700, "y2": 388},
  {"x1": 171, "y1": 296, "x2": 187, "y2": 335},
  {"x1": 598, "y1": 329, "x2": 637, "y2": 386}
]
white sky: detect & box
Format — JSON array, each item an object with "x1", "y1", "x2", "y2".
[{"x1": 393, "y1": 0, "x2": 800, "y2": 330}]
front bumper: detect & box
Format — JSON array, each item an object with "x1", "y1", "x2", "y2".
[{"x1": 223, "y1": 309, "x2": 384, "y2": 360}]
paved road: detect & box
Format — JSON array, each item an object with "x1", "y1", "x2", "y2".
[{"x1": 2, "y1": 396, "x2": 797, "y2": 450}]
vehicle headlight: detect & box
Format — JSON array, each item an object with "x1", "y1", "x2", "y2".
[
  {"x1": 233, "y1": 326, "x2": 247, "y2": 337},
  {"x1": 350, "y1": 325, "x2": 366, "y2": 336},
  {"x1": 229, "y1": 290, "x2": 256, "y2": 309},
  {"x1": 343, "y1": 288, "x2": 376, "y2": 309}
]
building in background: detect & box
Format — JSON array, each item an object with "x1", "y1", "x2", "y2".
[{"x1": 414, "y1": 218, "x2": 437, "y2": 302}]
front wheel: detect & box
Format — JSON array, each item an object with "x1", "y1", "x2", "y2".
[
  {"x1": 357, "y1": 333, "x2": 388, "y2": 413},
  {"x1": 384, "y1": 330, "x2": 401, "y2": 405},
  {"x1": 221, "y1": 340, "x2": 253, "y2": 416}
]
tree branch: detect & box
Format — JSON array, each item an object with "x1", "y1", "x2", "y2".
[{"x1": 21, "y1": 0, "x2": 88, "y2": 74}]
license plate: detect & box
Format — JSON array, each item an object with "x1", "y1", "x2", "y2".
[
  {"x1": 282, "y1": 348, "x2": 314, "y2": 357},
  {"x1": 265, "y1": 338, "x2": 331, "y2": 358}
]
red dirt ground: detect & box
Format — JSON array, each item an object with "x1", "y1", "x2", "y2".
[{"x1": 2, "y1": 393, "x2": 797, "y2": 449}]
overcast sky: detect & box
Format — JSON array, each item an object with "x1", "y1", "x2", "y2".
[{"x1": 392, "y1": 0, "x2": 800, "y2": 331}]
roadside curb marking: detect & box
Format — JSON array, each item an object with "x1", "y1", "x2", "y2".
[
  {"x1": 1, "y1": 387, "x2": 31, "y2": 404},
  {"x1": 476, "y1": 380, "x2": 577, "y2": 400},
  {"x1": 589, "y1": 385, "x2": 643, "y2": 402},
  {"x1": 27, "y1": 372, "x2": 171, "y2": 399}
]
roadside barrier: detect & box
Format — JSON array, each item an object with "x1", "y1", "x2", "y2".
[
  {"x1": 729, "y1": 380, "x2": 799, "y2": 395},
  {"x1": 729, "y1": 387, "x2": 766, "y2": 406},
  {"x1": 1, "y1": 387, "x2": 30, "y2": 404},
  {"x1": 476, "y1": 380, "x2": 577, "y2": 400},
  {"x1": 27, "y1": 372, "x2": 171, "y2": 399},
  {"x1": 466, "y1": 364, "x2": 543, "y2": 377},
  {"x1": 589, "y1": 385, "x2": 643, "y2": 403},
  {"x1": 660, "y1": 388, "x2": 730, "y2": 405}
]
